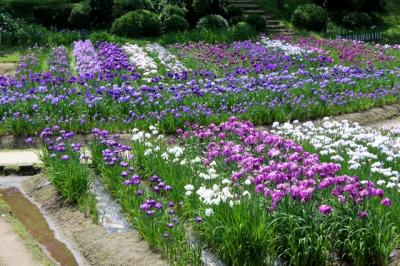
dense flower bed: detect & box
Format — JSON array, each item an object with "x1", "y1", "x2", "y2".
[
  {"x1": 0, "y1": 36, "x2": 399, "y2": 138},
  {"x1": 77, "y1": 117, "x2": 398, "y2": 265}
]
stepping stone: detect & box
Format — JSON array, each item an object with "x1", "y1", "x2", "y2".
[
  {"x1": 0, "y1": 150, "x2": 41, "y2": 167},
  {"x1": 0, "y1": 150, "x2": 42, "y2": 175}
]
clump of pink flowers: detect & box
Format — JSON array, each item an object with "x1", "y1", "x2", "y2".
[{"x1": 182, "y1": 117, "x2": 390, "y2": 213}]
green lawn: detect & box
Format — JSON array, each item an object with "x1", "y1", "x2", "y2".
[{"x1": 0, "y1": 47, "x2": 21, "y2": 63}]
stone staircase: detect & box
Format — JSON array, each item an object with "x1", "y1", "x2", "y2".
[{"x1": 226, "y1": 0, "x2": 292, "y2": 34}]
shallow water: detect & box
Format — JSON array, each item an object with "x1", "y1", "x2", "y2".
[
  {"x1": 0, "y1": 187, "x2": 78, "y2": 266},
  {"x1": 91, "y1": 177, "x2": 130, "y2": 233}
]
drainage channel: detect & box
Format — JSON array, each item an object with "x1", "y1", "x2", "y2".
[
  {"x1": 0, "y1": 186, "x2": 79, "y2": 266},
  {"x1": 91, "y1": 177, "x2": 130, "y2": 233}
]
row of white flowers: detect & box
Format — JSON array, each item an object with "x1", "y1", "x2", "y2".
[
  {"x1": 131, "y1": 125, "x2": 241, "y2": 216},
  {"x1": 261, "y1": 36, "x2": 309, "y2": 55},
  {"x1": 122, "y1": 44, "x2": 158, "y2": 76},
  {"x1": 145, "y1": 43, "x2": 187, "y2": 73},
  {"x1": 271, "y1": 118, "x2": 400, "y2": 191}
]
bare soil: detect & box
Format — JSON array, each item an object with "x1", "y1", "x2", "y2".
[
  {"x1": 0, "y1": 63, "x2": 16, "y2": 76},
  {"x1": 22, "y1": 175, "x2": 166, "y2": 266}
]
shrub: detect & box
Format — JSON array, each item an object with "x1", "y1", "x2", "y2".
[
  {"x1": 342, "y1": 12, "x2": 372, "y2": 29},
  {"x1": 226, "y1": 4, "x2": 242, "y2": 18},
  {"x1": 159, "y1": 4, "x2": 186, "y2": 22},
  {"x1": 313, "y1": 0, "x2": 385, "y2": 12},
  {"x1": 192, "y1": 0, "x2": 223, "y2": 16},
  {"x1": 196, "y1": 14, "x2": 228, "y2": 30},
  {"x1": 89, "y1": 0, "x2": 114, "y2": 26},
  {"x1": 230, "y1": 21, "x2": 256, "y2": 40},
  {"x1": 0, "y1": 12, "x2": 24, "y2": 44},
  {"x1": 112, "y1": 0, "x2": 154, "y2": 18},
  {"x1": 18, "y1": 23, "x2": 49, "y2": 45},
  {"x1": 68, "y1": 2, "x2": 91, "y2": 29},
  {"x1": 292, "y1": 4, "x2": 325, "y2": 31},
  {"x1": 111, "y1": 9, "x2": 160, "y2": 37},
  {"x1": 244, "y1": 14, "x2": 266, "y2": 31},
  {"x1": 230, "y1": 16, "x2": 244, "y2": 25},
  {"x1": 33, "y1": 4, "x2": 73, "y2": 28},
  {"x1": 192, "y1": 0, "x2": 210, "y2": 16},
  {"x1": 162, "y1": 14, "x2": 189, "y2": 33}
]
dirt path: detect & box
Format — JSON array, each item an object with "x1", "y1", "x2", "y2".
[
  {"x1": 369, "y1": 116, "x2": 400, "y2": 130},
  {"x1": 0, "y1": 217, "x2": 44, "y2": 266},
  {"x1": 0, "y1": 63, "x2": 16, "y2": 76}
]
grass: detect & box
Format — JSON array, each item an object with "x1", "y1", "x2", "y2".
[
  {"x1": 0, "y1": 198, "x2": 55, "y2": 266},
  {"x1": 0, "y1": 46, "x2": 21, "y2": 63}
]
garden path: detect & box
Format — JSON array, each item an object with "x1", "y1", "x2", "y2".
[
  {"x1": 0, "y1": 63, "x2": 16, "y2": 76},
  {"x1": 0, "y1": 218, "x2": 43, "y2": 266},
  {"x1": 370, "y1": 117, "x2": 400, "y2": 130}
]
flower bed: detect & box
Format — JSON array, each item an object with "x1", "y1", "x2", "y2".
[
  {"x1": 76, "y1": 117, "x2": 398, "y2": 265},
  {"x1": 0, "y1": 36, "x2": 399, "y2": 139}
]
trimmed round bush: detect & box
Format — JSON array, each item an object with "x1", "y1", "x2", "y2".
[
  {"x1": 230, "y1": 21, "x2": 255, "y2": 40},
  {"x1": 343, "y1": 12, "x2": 372, "y2": 29},
  {"x1": 196, "y1": 14, "x2": 228, "y2": 30},
  {"x1": 112, "y1": 0, "x2": 154, "y2": 18},
  {"x1": 162, "y1": 14, "x2": 189, "y2": 33},
  {"x1": 111, "y1": 9, "x2": 160, "y2": 37},
  {"x1": 226, "y1": 4, "x2": 242, "y2": 18},
  {"x1": 244, "y1": 14, "x2": 266, "y2": 31},
  {"x1": 292, "y1": 4, "x2": 325, "y2": 31},
  {"x1": 159, "y1": 4, "x2": 186, "y2": 22},
  {"x1": 68, "y1": 2, "x2": 91, "y2": 29}
]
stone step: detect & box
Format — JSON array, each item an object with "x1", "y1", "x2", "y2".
[
  {"x1": 269, "y1": 28, "x2": 292, "y2": 33},
  {"x1": 233, "y1": 3, "x2": 262, "y2": 9},
  {"x1": 228, "y1": 0, "x2": 256, "y2": 3},
  {"x1": 267, "y1": 24, "x2": 286, "y2": 29},
  {"x1": 266, "y1": 20, "x2": 281, "y2": 25},
  {"x1": 243, "y1": 9, "x2": 268, "y2": 15}
]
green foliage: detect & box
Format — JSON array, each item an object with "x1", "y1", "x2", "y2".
[
  {"x1": 162, "y1": 14, "x2": 189, "y2": 33},
  {"x1": 292, "y1": 4, "x2": 325, "y2": 31},
  {"x1": 230, "y1": 21, "x2": 256, "y2": 40},
  {"x1": 2, "y1": 0, "x2": 67, "y2": 19},
  {"x1": 89, "y1": 0, "x2": 113, "y2": 26},
  {"x1": 192, "y1": 0, "x2": 223, "y2": 16},
  {"x1": 342, "y1": 12, "x2": 372, "y2": 30},
  {"x1": 314, "y1": 0, "x2": 386, "y2": 12},
  {"x1": 196, "y1": 199, "x2": 278, "y2": 265},
  {"x1": 192, "y1": 0, "x2": 210, "y2": 16},
  {"x1": 32, "y1": 3, "x2": 73, "y2": 28},
  {"x1": 111, "y1": 9, "x2": 160, "y2": 37},
  {"x1": 112, "y1": 0, "x2": 154, "y2": 18},
  {"x1": 196, "y1": 14, "x2": 228, "y2": 30},
  {"x1": 159, "y1": 4, "x2": 186, "y2": 22},
  {"x1": 40, "y1": 148, "x2": 91, "y2": 204},
  {"x1": 244, "y1": 14, "x2": 266, "y2": 31},
  {"x1": 68, "y1": 2, "x2": 91, "y2": 29},
  {"x1": 225, "y1": 4, "x2": 242, "y2": 18},
  {"x1": 0, "y1": 12, "x2": 49, "y2": 45},
  {"x1": 158, "y1": 28, "x2": 257, "y2": 45}
]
